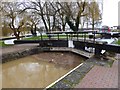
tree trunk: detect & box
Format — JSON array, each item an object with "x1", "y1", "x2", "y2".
[
  {"x1": 30, "y1": 25, "x2": 34, "y2": 36},
  {"x1": 34, "y1": 25, "x2": 37, "y2": 36},
  {"x1": 61, "y1": 15, "x2": 66, "y2": 31},
  {"x1": 48, "y1": 17, "x2": 50, "y2": 32},
  {"x1": 75, "y1": 14, "x2": 80, "y2": 31},
  {"x1": 16, "y1": 34, "x2": 20, "y2": 40},
  {"x1": 41, "y1": 15, "x2": 49, "y2": 32},
  {"x1": 62, "y1": 24, "x2": 66, "y2": 31},
  {"x1": 38, "y1": 2, "x2": 49, "y2": 33},
  {"x1": 52, "y1": 16, "x2": 56, "y2": 31},
  {"x1": 92, "y1": 18, "x2": 95, "y2": 31},
  {"x1": 66, "y1": 16, "x2": 77, "y2": 31},
  {"x1": 14, "y1": 31, "x2": 20, "y2": 40}
]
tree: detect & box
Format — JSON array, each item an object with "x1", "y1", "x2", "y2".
[
  {"x1": 55, "y1": 2, "x2": 67, "y2": 31},
  {"x1": 46, "y1": 2, "x2": 60, "y2": 32},
  {"x1": 22, "y1": 1, "x2": 66, "y2": 32},
  {"x1": 29, "y1": 1, "x2": 49, "y2": 32},
  {"x1": 2, "y1": 20, "x2": 12, "y2": 36},
  {"x1": 26, "y1": 13, "x2": 40, "y2": 36},
  {"x1": 1, "y1": 2, "x2": 26, "y2": 40},
  {"x1": 20, "y1": 0, "x2": 102, "y2": 33},
  {"x1": 88, "y1": 1, "x2": 101, "y2": 30},
  {"x1": 58, "y1": 1, "x2": 87, "y2": 31}
]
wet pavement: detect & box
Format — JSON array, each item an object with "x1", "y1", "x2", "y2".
[
  {"x1": 0, "y1": 44, "x2": 38, "y2": 55},
  {"x1": 75, "y1": 60, "x2": 118, "y2": 88}
]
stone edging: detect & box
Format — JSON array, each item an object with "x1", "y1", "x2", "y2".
[
  {"x1": 1, "y1": 47, "x2": 94, "y2": 63},
  {"x1": 46, "y1": 61, "x2": 94, "y2": 89}
]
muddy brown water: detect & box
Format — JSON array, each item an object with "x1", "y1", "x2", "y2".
[{"x1": 2, "y1": 52, "x2": 86, "y2": 88}]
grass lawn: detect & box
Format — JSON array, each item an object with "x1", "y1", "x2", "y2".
[
  {"x1": 116, "y1": 40, "x2": 120, "y2": 45},
  {"x1": 24, "y1": 35, "x2": 68, "y2": 40},
  {"x1": 24, "y1": 35, "x2": 48, "y2": 40},
  {"x1": 23, "y1": 34, "x2": 90, "y2": 40}
]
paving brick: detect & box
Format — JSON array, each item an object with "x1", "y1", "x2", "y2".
[{"x1": 75, "y1": 60, "x2": 118, "y2": 88}]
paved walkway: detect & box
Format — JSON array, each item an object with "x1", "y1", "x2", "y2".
[
  {"x1": 0, "y1": 44, "x2": 38, "y2": 55},
  {"x1": 75, "y1": 60, "x2": 118, "y2": 88}
]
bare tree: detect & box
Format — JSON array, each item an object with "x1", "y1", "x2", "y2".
[
  {"x1": 1, "y1": 2, "x2": 26, "y2": 40},
  {"x1": 88, "y1": 1, "x2": 101, "y2": 30},
  {"x1": 55, "y1": 2, "x2": 67, "y2": 31},
  {"x1": 58, "y1": 1, "x2": 88, "y2": 31},
  {"x1": 48, "y1": 2, "x2": 57, "y2": 31},
  {"x1": 28, "y1": 0, "x2": 49, "y2": 32},
  {"x1": 26, "y1": 12, "x2": 40, "y2": 36},
  {"x1": 20, "y1": 0, "x2": 102, "y2": 33}
]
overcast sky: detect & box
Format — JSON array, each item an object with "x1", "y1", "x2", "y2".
[
  {"x1": 102, "y1": 0, "x2": 120, "y2": 27},
  {"x1": 3, "y1": 0, "x2": 120, "y2": 27}
]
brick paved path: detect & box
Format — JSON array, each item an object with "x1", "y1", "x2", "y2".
[{"x1": 75, "y1": 60, "x2": 118, "y2": 88}]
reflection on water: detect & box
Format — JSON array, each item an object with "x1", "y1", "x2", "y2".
[
  {"x1": 2, "y1": 52, "x2": 85, "y2": 88},
  {"x1": 34, "y1": 52, "x2": 85, "y2": 69}
]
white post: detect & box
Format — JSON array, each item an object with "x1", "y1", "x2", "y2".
[{"x1": 68, "y1": 40, "x2": 74, "y2": 48}]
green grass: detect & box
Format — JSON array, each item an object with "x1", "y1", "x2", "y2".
[
  {"x1": 24, "y1": 35, "x2": 50, "y2": 40},
  {"x1": 23, "y1": 34, "x2": 90, "y2": 40},
  {"x1": 0, "y1": 41, "x2": 13, "y2": 47},
  {"x1": 116, "y1": 40, "x2": 120, "y2": 45},
  {"x1": 23, "y1": 33, "x2": 102, "y2": 40},
  {"x1": 24, "y1": 35, "x2": 67, "y2": 40}
]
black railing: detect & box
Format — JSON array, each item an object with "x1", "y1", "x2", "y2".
[{"x1": 14, "y1": 31, "x2": 120, "y2": 55}]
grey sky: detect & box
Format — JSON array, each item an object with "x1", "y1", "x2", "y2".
[{"x1": 102, "y1": 0, "x2": 120, "y2": 26}]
